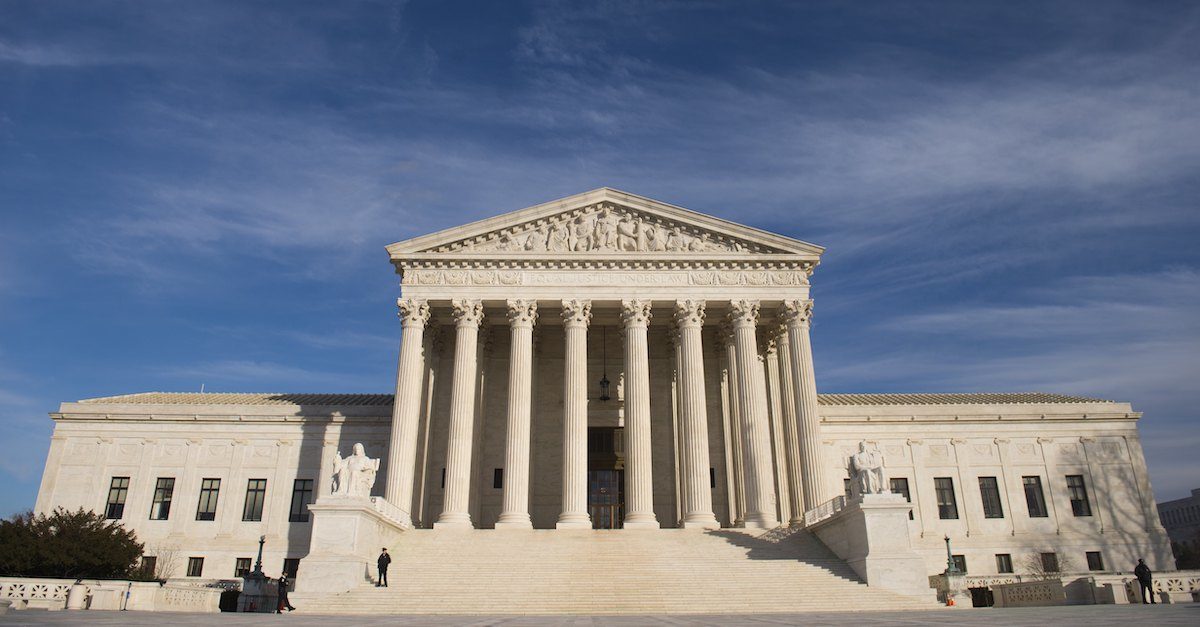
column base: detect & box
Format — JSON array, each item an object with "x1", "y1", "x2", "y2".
[
  {"x1": 741, "y1": 513, "x2": 780, "y2": 529},
  {"x1": 494, "y1": 514, "x2": 533, "y2": 530},
  {"x1": 622, "y1": 514, "x2": 660, "y2": 530},
  {"x1": 679, "y1": 515, "x2": 721, "y2": 530},
  {"x1": 555, "y1": 514, "x2": 592, "y2": 529},
  {"x1": 433, "y1": 512, "x2": 473, "y2": 529}
]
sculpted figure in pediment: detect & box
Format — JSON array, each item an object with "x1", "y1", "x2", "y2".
[
  {"x1": 572, "y1": 214, "x2": 595, "y2": 251},
  {"x1": 666, "y1": 228, "x2": 686, "y2": 251},
  {"x1": 548, "y1": 222, "x2": 571, "y2": 252},
  {"x1": 524, "y1": 228, "x2": 548, "y2": 251},
  {"x1": 593, "y1": 210, "x2": 618, "y2": 250},
  {"x1": 617, "y1": 213, "x2": 641, "y2": 251}
]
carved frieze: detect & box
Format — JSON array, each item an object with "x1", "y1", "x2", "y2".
[
  {"x1": 401, "y1": 268, "x2": 811, "y2": 287},
  {"x1": 426, "y1": 202, "x2": 777, "y2": 254}
]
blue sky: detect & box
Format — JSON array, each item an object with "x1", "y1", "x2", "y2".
[{"x1": 1, "y1": 1, "x2": 1197, "y2": 517}]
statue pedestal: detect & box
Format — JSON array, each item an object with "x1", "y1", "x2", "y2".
[
  {"x1": 807, "y1": 493, "x2": 936, "y2": 602},
  {"x1": 292, "y1": 496, "x2": 409, "y2": 597},
  {"x1": 238, "y1": 571, "x2": 277, "y2": 613}
]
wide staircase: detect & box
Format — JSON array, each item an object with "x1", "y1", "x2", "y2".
[{"x1": 298, "y1": 527, "x2": 938, "y2": 614}]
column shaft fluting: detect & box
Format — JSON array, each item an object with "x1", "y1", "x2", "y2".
[
  {"x1": 781, "y1": 299, "x2": 828, "y2": 512},
  {"x1": 773, "y1": 322, "x2": 806, "y2": 525},
  {"x1": 496, "y1": 300, "x2": 537, "y2": 529},
  {"x1": 385, "y1": 299, "x2": 430, "y2": 526},
  {"x1": 557, "y1": 299, "x2": 592, "y2": 528},
  {"x1": 622, "y1": 299, "x2": 660, "y2": 529},
  {"x1": 675, "y1": 300, "x2": 720, "y2": 528},
  {"x1": 434, "y1": 299, "x2": 484, "y2": 529},
  {"x1": 721, "y1": 325, "x2": 747, "y2": 525},
  {"x1": 729, "y1": 300, "x2": 779, "y2": 528}
]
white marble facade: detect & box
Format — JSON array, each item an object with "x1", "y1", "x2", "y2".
[{"x1": 32, "y1": 189, "x2": 1173, "y2": 585}]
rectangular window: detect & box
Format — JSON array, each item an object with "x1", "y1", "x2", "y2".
[
  {"x1": 1067, "y1": 475, "x2": 1092, "y2": 517},
  {"x1": 979, "y1": 476, "x2": 1005, "y2": 519},
  {"x1": 195, "y1": 478, "x2": 221, "y2": 521},
  {"x1": 289, "y1": 479, "x2": 314, "y2": 523},
  {"x1": 150, "y1": 478, "x2": 175, "y2": 520},
  {"x1": 952, "y1": 555, "x2": 967, "y2": 573},
  {"x1": 242, "y1": 479, "x2": 267, "y2": 522},
  {"x1": 843, "y1": 478, "x2": 852, "y2": 497},
  {"x1": 934, "y1": 477, "x2": 958, "y2": 519},
  {"x1": 140, "y1": 556, "x2": 158, "y2": 578},
  {"x1": 1086, "y1": 551, "x2": 1104, "y2": 571},
  {"x1": 234, "y1": 558, "x2": 252, "y2": 578},
  {"x1": 995, "y1": 553, "x2": 1013, "y2": 574},
  {"x1": 493, "y1": 468, "x2": 503, "y2": 490},
  {"x1": 282, "y1": 558, "x2": 300, "y2": 579},
  {"x1": 1041, "y1": 552, "x2": 1059, "y2": 573},
  {"x1": 186, "y1": 557, "x2": 204, "y2": 577},
  {"x1": 105, "y1": 477, "x2": 130, "y2": 520},
  {"x1": 890, "y1": 477, "x2": 913, "y2": 520},
  {"x1": 1023, "y1": 476, "x2": 1048, "y2": 518}
]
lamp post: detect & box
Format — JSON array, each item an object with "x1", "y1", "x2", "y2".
[
  {"x1": 253, "y1": 535, "x2": 266, "y2": 575},
  {"x1": 943, "y1": 534, "x2": 960, "y2": 574}
]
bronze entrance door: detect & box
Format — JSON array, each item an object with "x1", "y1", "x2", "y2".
[
  {"x1": 589, "y1": 469, "x2": 624, "y2": 529},
  {"x1": 588, "y1": 427, "x2": 624, "y2": 529}
]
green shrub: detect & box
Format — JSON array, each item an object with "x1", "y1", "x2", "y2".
[{"x1": 0, "y1": 508, "x2": 144, "y2": 579}]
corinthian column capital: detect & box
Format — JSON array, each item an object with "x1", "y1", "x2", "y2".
[
  {"x1": 560, "y1": 299, "x2": 592, "y2": 327},
  {"x1": 505, "y1": 299, "x2": 539, "y2": 328},
  {"x1": 728, "y1": 299, "x2": 760, "y2": 328},
  {"x1": 778, "y1": 299, "x2": 814, "y2": 327},
  {"x1": 397, "y1": 298, "x2": 431, "y2": 328},
  {"x1": 620, "y1": 299, "x2": 653, "y2": 328},
  {"x1": 673, "y1": 299, "x2": 706, "y2": 329},
  {"x1": 451, "y1": 299, "x2": 484, "y2": 328}
]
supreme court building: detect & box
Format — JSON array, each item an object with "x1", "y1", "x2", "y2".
[{"x1": 32, "y1": 189, "x2": 1176, "y2": 612}]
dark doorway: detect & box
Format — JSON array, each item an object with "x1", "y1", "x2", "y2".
[{"x1": 588, "y1": 427, "x2": 624, "y2": 529}]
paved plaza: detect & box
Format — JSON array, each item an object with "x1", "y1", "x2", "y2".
[{"x1": 1, "y1": 604, "x2": 1198, "y2": 627}]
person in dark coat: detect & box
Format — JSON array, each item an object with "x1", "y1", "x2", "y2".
[
  {"x1": 1134, "y1": 558, "x2": 1155, "y2": 604},
  {"x1": 377, "y1": 548, "x2": 392, "y2": 587},
  {"x1": 277, "y1": 573, "x2": 296, "y2": 613}
]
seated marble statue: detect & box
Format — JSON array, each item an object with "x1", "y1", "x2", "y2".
[
  {"x1": 331, "y1": 443, "x2": 380, "y2": 498},
  {"x1": 849, "y1": 441, "x2": 889, "y2": 496}
]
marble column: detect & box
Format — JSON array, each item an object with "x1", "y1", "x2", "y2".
[
  {"x1": 621, "y1": 299, "x2": 660, "y2": 529},
  {"x1": 675, "y1": 300, "x2": 720, "y2": 529},
  {"x1": 729, "y1": 299, "x2": 779, "y2": 529},
  {"x1": 780, "y1": 299, "x2": 829, "y2": 512},
  {"x1": 720, "y1": 322, "x2": 747, "y2": 526},
  {"x1": 557, "y1": 299, "x2": 592, "y2": 528},
  {"x1": 496, "y1": 299, "x2": 537, "y2": 529},
  {"x1": 434, "y1": 299, "x2": 484, "y2": 529},
  {"x1": 385, "y1": 298, "x2": 430, "y2": 526},
  {"x1": 773, "y1": 319, "x2": 806, "y2": 525}
]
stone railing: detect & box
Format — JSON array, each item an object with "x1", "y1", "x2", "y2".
[
  {"x1": 0, "y1": 577, "x2": 82, "y2": 610},
  {"x1": 0, "y1": 577, "x2": 221, "y2": 612},
  {"x1": 803, "y1": 495, "x2": 847, "y2": 526},
  {"x1": 939, "y1": 570, "x2": 1200, "y2": 606},
  {"x1": 371, "y1": 496, "x2": 412, "y2": 529},
  {"x1": 991, "y1": 579, "x2": 1066, "y2": 607}
]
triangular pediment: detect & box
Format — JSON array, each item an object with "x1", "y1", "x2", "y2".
[{"x1": 387, "y1": 188, "x2": 823, "y2": 257}]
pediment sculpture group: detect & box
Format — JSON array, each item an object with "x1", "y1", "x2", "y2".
[{"x1": 460, "y1": 205, "x2": 758, "y2": 254}]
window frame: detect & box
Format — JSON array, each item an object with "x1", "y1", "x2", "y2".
[
  {"x1": 951, "y1": 554, "x2": 967, "y2": 573},
  {"x1": 1066, "y1": 475, "x2": 1093, "y2": 517},
  {"x1": 889, "y1": 477, "x2": 913, "y2": 520},
  {"x1": 978, "y1": 476, "x2": 1005, "y2": 519},
  {"x1": 195, "y1": 478, "x2": 221, "y2": 521},
  {"x1": 1040, "y1": 552, "x2": 1060, "y2": 573},
  {"x1": 1023, "y1": 476, "x2": 1049, "y2": 518},
  {"x1": 242, "y1": 478, "x2": 267, "y2": 522},
  {"x1": 1086, "y1": 551, "x2": 1104, "y2": 571},
  {"x1": 186, "y1": 556, "x2": 205, "y2": 577},
  {"x1": 934, "y1": 477, "x2": 959, "y2": 520},
  {"x1": 105, "y1": 477, "x2": 130, "y2": 520},
  {"x1": 150, "y1": 477, "x2": 175, "y2": 521},
  {"x1": 289, "y1": 479, "x2": 314, "y2": 523},
  {"x1": 995, "y1": 553, "x2": 1013, "y2": 574},
  {"x1": 234, "y1": 557, "x2": 252, "y2": 578}
]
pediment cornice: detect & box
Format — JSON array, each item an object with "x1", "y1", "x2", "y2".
[{"x1": 387, "y1": 188, "x2": 824, "y2": 260}]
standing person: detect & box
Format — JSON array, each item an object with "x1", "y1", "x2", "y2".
[
  {"x1": 377, "y1": 548, "x2": 392, "y2": 588},
  {"x1": 277, "y1": 573, "x2": 296, "y2": 613},
  {"x1": 1134, "y1": 558, "x2": 1155, "y2": 604}
]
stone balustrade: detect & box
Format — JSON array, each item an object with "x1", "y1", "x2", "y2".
[
  {"x1": 0, "y1": 576, "x2": 222, "y2": 612},
  {"x1": 803, "y1": 494, "x2": 847, "y2": 526}
]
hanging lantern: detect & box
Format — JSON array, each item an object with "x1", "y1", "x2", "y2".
[{"x1": 598, "y1": 326, "x2": 611, "y2": 401}]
